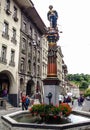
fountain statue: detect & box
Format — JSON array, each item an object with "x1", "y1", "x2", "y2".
[
  {"x1": 43, "y1": 5, "x2": 60, "y2": 105},
  {"x1": 47, "y1": 5, "x2": 58, "y2": 28}
]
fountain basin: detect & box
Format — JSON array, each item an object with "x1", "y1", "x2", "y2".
[{"x1": 1, "y1": 110, "x2": 90, "y2": 130}]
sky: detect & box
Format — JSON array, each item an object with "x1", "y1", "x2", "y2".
[{"x1": 32, "y1": 0, "x2": 90, "y2": 74}]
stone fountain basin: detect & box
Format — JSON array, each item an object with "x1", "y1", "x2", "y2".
[{"x1": 1, "y1": 110, "x2": 90, "y2": 130}]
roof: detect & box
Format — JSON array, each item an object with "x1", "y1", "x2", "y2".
[
  {"x1": 24, "y1": 6, "x2": 46, "y2": 34},
  {"x1": 14, "y1": 0, "x2": 46, "y2": 34}
]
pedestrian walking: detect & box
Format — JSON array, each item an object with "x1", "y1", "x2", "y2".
[
  {"x1": 71, "y1": 98, "x2": 74, "y2": 105},
  {"x1": 21, "y1": 92, "x2": 26, "y2": 110},
  {"x1": 25, "y1": 95, "x2": 30, "y2": 110},
  {"x1": 2, "y1": 87, "x2": 8, "y2": 101},
  {"x1": 78, "y1": 97, "x2": 81, "y2": 106}
]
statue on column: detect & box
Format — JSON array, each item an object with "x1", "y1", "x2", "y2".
[{"x1": 47, "y1": 5, "x2": 58, "y2": 28}]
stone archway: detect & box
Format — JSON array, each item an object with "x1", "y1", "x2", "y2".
[
  {"x1": 0, "y1": 73, "x2": 10, "y2": 97},
  {"x1": 0, "y1": 71, "x2": 17, "y2": 106},
  {"x1": 26, "y1": 80, "x2": 35, "y2": 97}
]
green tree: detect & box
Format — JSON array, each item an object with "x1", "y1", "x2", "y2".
[
  {"x1": 84, "y1": 88, "x2": 90, "y2": 97},
  {"x1": 79, "y1": 81, "x2": 89, "y2": 89},
  {"x1": 67, "y1": 74, "x2": 90, "y2": 90}
]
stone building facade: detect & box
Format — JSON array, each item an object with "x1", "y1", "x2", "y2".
[
  {"x1": 62, "y1": 60, "x2": 68, "y2": 95},
  {"x1": 57, "y1": 46, "x2": 64, "y2": 94},
  {"x1": 18, "y1": 3, "x2": 46, "y2": 102},
  {"x1": 0, "y1": 0, "x2": 46, "y2": 106},
  {"x1": 0, "y1": 0, "x2": 22, "y2": 106}
]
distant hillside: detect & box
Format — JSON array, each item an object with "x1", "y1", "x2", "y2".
[{"x1": 66, "y1": 74, "x2": 90, "y2": 90}]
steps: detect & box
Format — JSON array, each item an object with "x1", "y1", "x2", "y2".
[
  {"x1": 5, "y1": 101, "x2": 14, "y2": 110},
  {"x1": 0, "y1": 98, "x2": 14, "y2": 110}
]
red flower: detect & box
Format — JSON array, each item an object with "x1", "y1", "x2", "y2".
[
  {"x1": 53, "y1": 115, "x2": 57, "y2": 119},
  {"x1": 29, "y1": 108, "x2": 32, "y2": 112}
]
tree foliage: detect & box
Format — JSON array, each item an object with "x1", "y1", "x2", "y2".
[
  {"x1": 66, "y1": 73, "x2": 90, "y2": 90},
  {"x1": 84, "y1": 88, "x2": 90, "y2": 97}
]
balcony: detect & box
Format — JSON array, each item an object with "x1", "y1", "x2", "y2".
[
  {"x1": 2, "y1": 32, "x2": 9, "y2": 40},
  {"x1": 21, "y1": 49, "x2": 26, "y2": 54},
  {"x1": 11, "y1": 37, "x2": 17, "y2": 44},
  {"x1": 9, "y1": 61, "x2": 15, "y2": 67},
  {"x1": 4, "y1": 4, "x2": 12, "y2": 15},
  {"x1": 13, "y1": 13, "x2": 18, "y2": 22},
  {"x1": 5, "y1": 8, "x2": 11, "y2": 15},
  {"x1": 0, "y1": 57, "x2": 7, "y2": 64}
]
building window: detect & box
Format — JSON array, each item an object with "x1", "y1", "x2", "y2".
[
  {"x1": 23, "y1": 22, "x2": 26, "y2": 33},
  {"x1": 13, "y1": 6, "x2": 18, "y2": 22},
  {"x1": 34, "y1": 30, "x2": 37, "y2": 42},
  {"x1": 37, "y1": 36, "x2": 40, "y2": 45},
  {"x1": 2, "y1": 21, "x2": 9, "y2": 39},
  {"x1": 28, "y1": 59, "x2": 31, "y2": 73},
  {"x1": 20, "y1": 58, "x2": 25, "y2": 72},
  {"x1": 21, "y1": 38, "x2": 26, "y2": 54},
  {"x1": 6, "y1": 0, "x2": 10, "y2": 9},
  {"x1": 11, "y1": 50, "x2": 15, "y2": 62},
  {"x1": 30, "y1": 26, "x2": 32, "y2": 37},
  {"x1": 0, "y1": 45, "x2": 7, "y2": 63},
  {"x1": 33, "y1": 63, "x2": 36, "y2": 76},
  {"x1": 5, "y1": 0, "x2": 11, "y2": 15},
  {"x1": 11, "y1": 28, "x2": 17, "y2": 44},
  {"x1": 37, "y1": 50, "x2": 40, "y2": 62},
  {"x1": 2, "y1": 46, "x2": 7, "y2": 60},
  {"x1": 13, "y1": 28, "x2": 16, "y2": 39},
  {"x1": 28, "y1": 42, "x2": 31, "y2": 57},
  {"x1": 9, "y1": 50, "x2": 15, "y2": 66},
  {"x1": 37, "y1": 65, "x2": 40, "y2": 76}
]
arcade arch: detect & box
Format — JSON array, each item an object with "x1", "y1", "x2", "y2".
[
  {"x1": 26, "y1": 80, "x2": 35, "y2": 97},
  {"x1": 0, "y1": 70, "x2": 16, "y2": 106}
]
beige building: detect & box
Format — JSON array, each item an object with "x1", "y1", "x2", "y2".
[
  {"x1": 0, "y1": 0, "x2": 33, "y2": 106},
  {"x1": 61, "y1": 60, "x2": 68, "y2": 95},
  {"x1": 41, "y1": 36, "x2": 48, "y2": 80},
  {"x1": 57, "y1": 46, "x2": 65, "y2": 95},
  {"x1": 67, "y1": 82, "x2": 80, "y2": 98},
  {"x1": 57, "y1": 46, "x2": 63, "y2": 81}
]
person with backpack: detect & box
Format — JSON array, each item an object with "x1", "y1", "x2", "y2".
[{"x1": 25, "y1": 95, "x2": 30, "y2": 110}]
